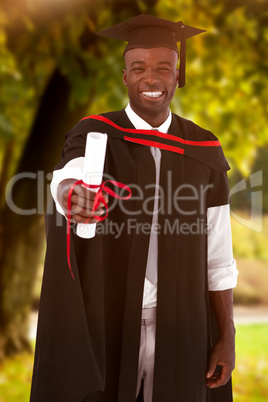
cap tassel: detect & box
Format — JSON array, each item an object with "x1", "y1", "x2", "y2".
[{"x1": 178, "y1": 25, "x2": 186, "y2": 88}]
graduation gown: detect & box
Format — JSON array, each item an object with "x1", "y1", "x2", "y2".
[{"x1": 30, "y1": 110, "x2": 233, "y2": 402}]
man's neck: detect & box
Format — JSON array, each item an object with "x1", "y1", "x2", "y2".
[
  {"x1": 129, "y1": 103, "x2": 170, "y2": 128},
  {"x1": 126, "y1": 104, "x2": 171, "y2": 132}
]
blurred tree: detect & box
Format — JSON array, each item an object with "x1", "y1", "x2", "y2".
[
  {"x1": 0, "y1": 0, "x2": 157, "y2": 359},
  {"x1": 0, "y1": 0, "x2": 267, "y2": 359},
  {"x1": 167, "y1": 0, "x2": 268, "y2": 175}
]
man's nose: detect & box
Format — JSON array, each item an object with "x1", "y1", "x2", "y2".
[{"x1": 143, "y1": 69, "x2": 159, "y2": 84}]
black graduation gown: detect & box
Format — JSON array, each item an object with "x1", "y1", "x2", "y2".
[{"x1": 30, "y1": 110, "x2": 233, "y2": 402}]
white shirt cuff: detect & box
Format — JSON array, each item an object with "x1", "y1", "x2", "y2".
[
  {"x1": 50, "y1": 157, "x2": 85, "y2": 216},
  {"x1": 208, "y1": 259, "x2": 238, "y2": 291}
]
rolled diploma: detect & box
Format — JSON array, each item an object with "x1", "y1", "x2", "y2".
[{"x1": 76, "y1": 132, "x2": 108, "y2": 239}]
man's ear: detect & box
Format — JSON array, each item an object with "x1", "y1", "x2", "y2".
[{"x1": 123, "y1": 69, "x2": 128, "y2": 87}]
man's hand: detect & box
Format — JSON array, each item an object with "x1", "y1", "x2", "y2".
[
  {"x1": 57, "y1": 179, "x2": 108, "y2": 224},
  {"x1": 206, "y1": 289, "x2": 236, "y2": 388},
  {"x1": 206, "y1": 335, "x2": 235, "y2": 388}
]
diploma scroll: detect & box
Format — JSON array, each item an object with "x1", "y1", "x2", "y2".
[{"x1": 76, "y1": 132, "x2": 108, "y2": 239}]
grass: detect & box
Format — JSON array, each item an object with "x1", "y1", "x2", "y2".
[
  {"x1": 230, "y1": 213, "x2": 268, "y2": 400},
  {"x1": 0, "y1": 324, "x2": 267, "y2": 401},
  {"x1": 233, "y1": 324, "x2": 268, "y2": 402},
  {"x1": 0, "y1": 352, "x2": 33, "y2": 402}
]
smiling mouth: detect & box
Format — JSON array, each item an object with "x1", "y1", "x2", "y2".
[{"x1": 141, "y1": 91, "x2": 164, "y2": 98}]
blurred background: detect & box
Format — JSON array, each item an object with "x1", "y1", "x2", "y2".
[{"x1": 0, "y1": 0, "x2": 267, "y2": 400}]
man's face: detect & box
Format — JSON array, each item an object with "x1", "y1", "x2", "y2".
[{"x1": 123, "y1": 47, "x2": 179, "y2": 125}]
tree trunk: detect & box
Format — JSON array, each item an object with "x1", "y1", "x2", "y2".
[
  {"x1": 0, "y1": 139, "x2": 15, "y2": 208},
  {"x1": 0, "y1": 69, "x2": 90, "y2": 359},
  {"x1": 0, "y1": 0, "x2": 157, "y2": 360}
]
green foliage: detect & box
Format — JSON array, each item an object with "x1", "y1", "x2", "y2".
[
  {"x1": 158, "y1": 0, "x2": 268, "y2": 176},
  {"x1": 0, "y1": 4, "x2": 54, "y2": 176},
  {"x1": 0, "y1": 350, "x2": 33, "y2": 402},
  {"x1": 0, "y1": 10, "x2": 33, "y2": 142},
  {"x1": 231, "y1": 214, "x2": 268, "y2": 261},
  {"x1": 1, "y1": 0, "x2": 268, "y2": 178}
]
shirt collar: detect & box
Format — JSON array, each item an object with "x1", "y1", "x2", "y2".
[{"x1": 125, "y1": 103, "x2": 172, "y2": 134}]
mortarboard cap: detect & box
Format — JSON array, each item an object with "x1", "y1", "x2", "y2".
[{"x1": 97, "y1": 14, "x2": 206, "y2": 87}]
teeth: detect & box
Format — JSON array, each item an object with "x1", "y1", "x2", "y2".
[{"x1": 142, "y1": 91, "x2": 163, "y2": 98}]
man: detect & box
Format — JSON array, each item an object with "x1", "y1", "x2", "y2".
[{"x1": 31, "y1": 14, "x2": 238, "y2": 402}]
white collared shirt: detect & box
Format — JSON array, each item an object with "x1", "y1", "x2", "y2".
[{"x1": 51, "y1": 104, "x2": 238, "y2": 308}]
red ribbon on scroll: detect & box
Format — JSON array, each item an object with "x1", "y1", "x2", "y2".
[{"x1": 67, "y1": 179, "x2": 132, "y2": 279}]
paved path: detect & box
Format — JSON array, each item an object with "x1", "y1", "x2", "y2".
[
  {"x1": 29, "y1": 305, "x2": 268, "y2": 340},
  {"x1": 234, "y1": 305, "x2": 268, "y2": 324},
  {"x1": 29, "y1": 312, "x2": 38, "y2": 340}
]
